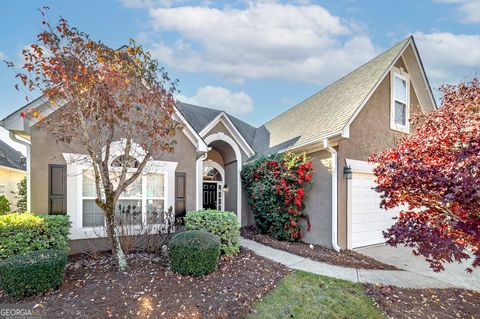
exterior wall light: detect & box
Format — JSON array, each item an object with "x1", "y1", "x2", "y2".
[{"x1": 223, "y1": 185, "x2": 228, "y2": 192}]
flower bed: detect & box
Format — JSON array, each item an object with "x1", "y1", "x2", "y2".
[
  {"x1": 0, "y1": 249, "x2": 288, "y2": 318},
  {"x1": 241, "y1": 226, "x2": 398, "y2": 270}
]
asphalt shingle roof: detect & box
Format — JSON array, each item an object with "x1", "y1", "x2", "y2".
[
  {"x1": 0, "y1": 139, "x2": 26, "y2": 171},
  {"x1": 255, "y1": 37, "x2": 411, "y2": 152},
  {"x1": 176, "y1": 102, "x2": 257, "y2": 147}
]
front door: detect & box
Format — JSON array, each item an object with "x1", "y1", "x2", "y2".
[{"x1": 203, "y1": 183, "x2": 217, "y2": 210}]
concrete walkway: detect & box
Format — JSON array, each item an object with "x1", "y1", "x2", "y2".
[{"x1": 241, "y1": 238, "x2": 474, "y2": 289}]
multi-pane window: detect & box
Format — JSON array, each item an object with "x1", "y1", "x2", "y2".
[
  {"x1": 81, "y1": 169, "x2": 165, "y2": 228},
  {"x1": 391, "y1": 72, "x2": 409, "y2": 133}
]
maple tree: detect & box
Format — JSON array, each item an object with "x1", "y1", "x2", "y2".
[
  {"x1": 370, "y1": 79, "x2": 480, "y2": 272},
  {"x1": 7, "y1": 8, "x2": 182, "y2": 271}
]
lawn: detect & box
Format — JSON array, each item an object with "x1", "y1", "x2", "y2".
[{"x1": 248, "y1": 271, "x2": 385, "y2": 319}]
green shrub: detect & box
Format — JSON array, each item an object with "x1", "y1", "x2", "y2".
[
  {"x1": 0, "y1": 249, "x2": 68, "y2": 298},
  {"x1": 184, "y1": 210, "x2": 240, "y2": 255},
  {"x1": 168, "y1": 230, "x2": 220, "y2": 276},
  {"x1": 0, "y1": 213, "x2": 70, "y2": 259},
  {"x1": 0, "y1": 195, "x2": 10, "y2": 214}
]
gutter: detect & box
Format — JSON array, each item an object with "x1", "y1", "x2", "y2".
[
  {"x1": 9, "y1": 132, "x2": 31, "y2": 212},
  {"x1": 324, "y1": 138, "x2": 341, "y2": 252}
]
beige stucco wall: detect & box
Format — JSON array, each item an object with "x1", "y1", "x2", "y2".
[
  {"x1": 30, "y1": 125, "x2": 198, "y2": 215},
  {"x1": 335, "y1": 58, "x2": 422, "y2": 248},
  {"x1": 0, "y1": 167, "x2": 26, "y2": 211},
  {"x1": 301, "y1": 150, "x2": 333, "y2": 246}
]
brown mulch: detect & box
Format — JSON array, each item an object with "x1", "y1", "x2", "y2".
[
  {"x1": 0, "y1": 248, "x2": 289, "y2": 319},
  {"x1": 365, "y1": 284, "x2": 480, "y2": 319},
  {"x1": 241, "y1": 226, "x2": 399, "y2": 270}
]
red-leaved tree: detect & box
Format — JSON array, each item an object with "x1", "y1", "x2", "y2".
[
  {"x1": 370, "y1": 79, "x2": 480, "y2": 272},
  {"x1": 7, "y1": 8, "x2": 182, "y2": 270}
]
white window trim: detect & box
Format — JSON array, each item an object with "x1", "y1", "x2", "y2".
[
  {"x1": 63, "y1": 152, "x2": 178, "y2": 240},
  {"x1": 390, "y1": 69, "x2": 410, "y2": 134}
]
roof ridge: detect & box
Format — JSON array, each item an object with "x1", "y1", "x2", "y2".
[{"x1": 262, "y1": 36, "x2": 412, "y2": 127}]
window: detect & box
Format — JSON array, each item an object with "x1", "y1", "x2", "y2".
[
  {"x1": 81, "y1": 169, "x2": 165, "y2": 228},
  {"x1": 390, "y1": 71, "x2": 410, "y2": 133}
]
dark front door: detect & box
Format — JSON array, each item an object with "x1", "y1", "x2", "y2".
[{"x1": 203, "y1": 183, "x2": 217, "y2": 210}]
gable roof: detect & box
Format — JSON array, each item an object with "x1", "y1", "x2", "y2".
[
  {"x1": 254, "y1": 36, "x2": 424, "y2": 152},
  {"x1": 0, "y1": 139, "x2": 26, "y2": 171},
  {"x1": 2, "y1": 36, "x2": 435, "y2": 159},
  {"x1": 176, "y1": 102, "x2": 257, "y2": 147}
]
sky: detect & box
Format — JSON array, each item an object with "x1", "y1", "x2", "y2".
[{"x1": 1, "y1": 0, "x2": 480, "y2": 154}]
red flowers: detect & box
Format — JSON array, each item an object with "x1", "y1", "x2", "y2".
[{"x1": 242, "y1": 151, "x2": 314, "y2": 241}]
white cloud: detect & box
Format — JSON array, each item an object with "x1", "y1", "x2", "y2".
[
  {"x1": 146, "y1": 1, "x2": 378, "y2": 85},
  {"x1": 435, "y1": 0, "x2": 480, "y2": 23},
  {"x1": 414, "y1": 32, "x2": 480, "y2": 87},
  {"x1": 177, "y1": 86, "x2": 253, "y2": 114},
  {"x1": 0, "y1": 51, "x2": 6, "y2": 60}
]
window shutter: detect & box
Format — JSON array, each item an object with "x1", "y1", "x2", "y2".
[
  {"x1": 49, "y1": 164, "x2": 66, "y2": 215},
  {"x1": 175, "y1": 172, "x2": 186, "y2": 218}
]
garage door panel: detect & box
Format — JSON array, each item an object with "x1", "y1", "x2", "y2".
[{"x1": 351, "y1": 172, "x2": 402, "y2": 248}]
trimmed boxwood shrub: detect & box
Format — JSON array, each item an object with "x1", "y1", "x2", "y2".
[
  {"x1": 0, "y1": 213, "x2": 70, "y2": 259},
  {"x1": 0, "y1": 249, "x2": 68, "y2": 298},
  {"x1": 184, "y1": 210, "x2": 240, "y2": 255},
  {"x1": 168, "y1": 230, "x2": 220, "y2": 276}
]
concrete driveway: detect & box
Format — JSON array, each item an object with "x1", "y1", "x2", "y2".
[{"x1": 356, "y1": 244, "x2": 480, "y2": 291}]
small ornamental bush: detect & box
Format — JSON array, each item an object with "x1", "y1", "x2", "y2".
[
  {"x1": 241, "y1": 152, "x2": 313, "y2": 241},
  {"x1": 184, "y1": 210, "x2": 240, "y2": 255},
  {"x1": 0, "y1": 195, "x2": 10, "y2": 214},
  {"x1": 0, "y1": 249, "x2": 68, "y2": 298},
  {"x1": 0, "y1": 213, "x2": 70, "y2": 259},
  {"x1": 168, "y1": 230, "x2": 220, "y2": 276}
]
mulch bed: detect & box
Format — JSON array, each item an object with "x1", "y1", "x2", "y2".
[
  {"x1": 241, "y1": 226, "x2": 398, "y2": 270},
  {"x1": 365, "y1": 284, "x2": 480, "y2": 319},
  {"x1": 0, "y1": 248, "x2": 289, "y2": 319}
]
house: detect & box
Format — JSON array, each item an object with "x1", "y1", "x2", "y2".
[
  {"x1": 1, "y1": 36, "x2": 436, "y2": 253},
  {"x1": 0, "y1": 138, "x2": 26, "y2": 210}
]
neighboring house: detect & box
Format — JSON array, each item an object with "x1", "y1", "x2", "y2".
[
  {"x1": 0, "y1": 139, "x2": 26, "y2": 210},
  {"x1": 1, "y1": 36, "x2": 436, "y2": 253}
]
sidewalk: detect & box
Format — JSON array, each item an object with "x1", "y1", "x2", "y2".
[{"x1": 241, "y1": 238, "x2": 461, "y2": 289}]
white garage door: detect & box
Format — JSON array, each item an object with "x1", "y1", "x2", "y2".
[{"x1": 351, "y1": 173, "x2": 402, "y2": 248}]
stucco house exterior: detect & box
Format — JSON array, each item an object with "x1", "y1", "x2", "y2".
[
  {"x1": 1, "y1": 36, "x2": 436, "y2": 253},
  {"x1": 0, "y1": 139, "x2": 26, "y2": 210}
]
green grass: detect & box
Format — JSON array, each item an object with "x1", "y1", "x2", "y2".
[{"x1": 248, "y1": 271, "x2": 386, "y2": 319}]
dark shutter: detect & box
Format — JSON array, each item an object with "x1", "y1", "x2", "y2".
[
  {"x1": 175, "y1": 172, "x2": 186, "y2": 218},
  {"x1": 48, "y1": 164, "x2": 66, "y2": 215}
]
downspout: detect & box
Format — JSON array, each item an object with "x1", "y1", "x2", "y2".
[
  {"x1": 9, "y1": 132, "x2": 31, "y2": 212},
  {"x1": 324, "y1": 138, "x2": 341, "y2": 252}
]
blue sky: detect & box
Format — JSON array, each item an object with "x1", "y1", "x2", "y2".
[{"x1": 1, "y1": 0, "x2": 480, "y2": 152}]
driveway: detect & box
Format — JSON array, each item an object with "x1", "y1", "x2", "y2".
[{"x1": 356, "y1": 244, "x2": 480, "y2": 291}]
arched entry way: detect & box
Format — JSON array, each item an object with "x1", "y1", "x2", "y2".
[{"x1": 196, "y1": 132, "x2": 242, "y2": 224}]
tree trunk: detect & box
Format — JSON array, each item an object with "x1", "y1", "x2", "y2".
[{"x1": 103, "y1": 203, "x2": 128, "y2": 271}]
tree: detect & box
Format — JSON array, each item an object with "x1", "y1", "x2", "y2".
[
  {"x1": 14, "y1": 177, "x2": 27, "y2": 213},
  {"x1": 0, "y1": 196, "x2": 11, "y2": 214},
  {"x1": 8, "y1": 8, "x2": 182, "y2": 271},
  {"x1": 370, "y1": 79, "x2": 480, "y2": 272}
]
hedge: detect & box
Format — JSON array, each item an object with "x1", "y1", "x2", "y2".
[
  {"x1": 169, "y1": 230, "x2": 220, "y2": 276},
  {"x1": 0, "y1": 213, "x2": 70, "y2": 259},
  {"x1": 184, "y1": 210, "x2": 240, "y2": 255},
  {"x1": 0, "y1": 249, "x2": 68, "y2": 298}
]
